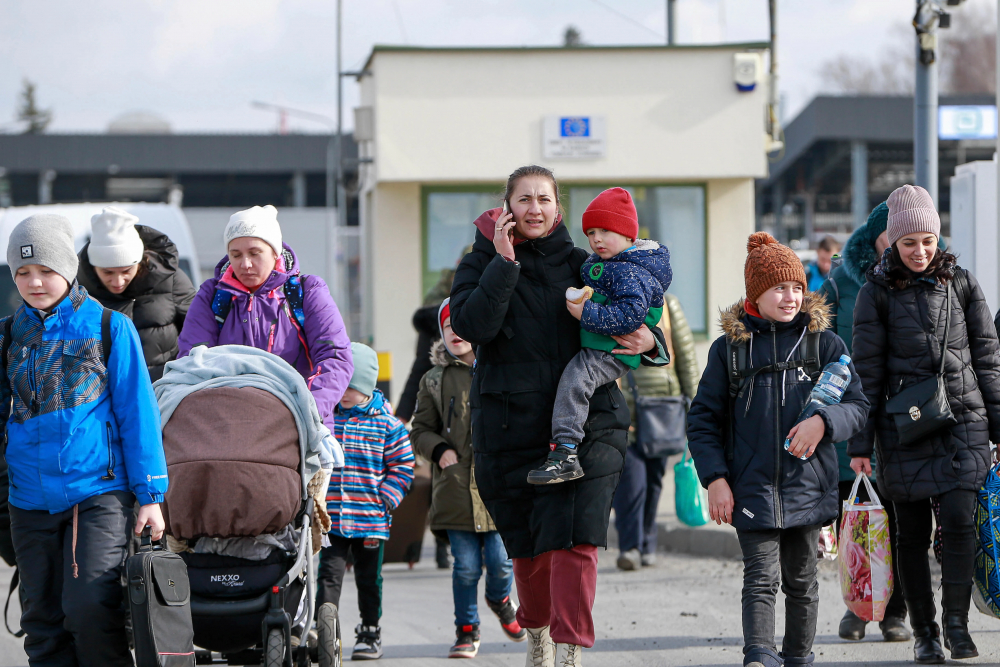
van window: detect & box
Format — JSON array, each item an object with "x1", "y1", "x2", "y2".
[{"x1": 0, "y1": 271, "x2": 21, "y2": 318}]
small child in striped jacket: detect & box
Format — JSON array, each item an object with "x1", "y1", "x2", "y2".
[{"x1": 321, "y1": 342, "x2": 415, "y2": 661}]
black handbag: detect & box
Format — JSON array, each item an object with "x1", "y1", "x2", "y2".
[
  {"x1": 625, "y1": 371, "x2": 688, "y2": 458},
  {"x1": 884, "y1": 281, "x2": 958, "y2": 446}
]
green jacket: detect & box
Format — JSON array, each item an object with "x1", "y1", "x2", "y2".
[
  {"x1": 623, "y1": 294, "x2": 700, "y2": 442},
  {"x1": 409, "y1": 340, "x2": 495, "y2": 533}
]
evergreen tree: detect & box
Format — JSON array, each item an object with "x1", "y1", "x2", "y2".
[{"x1": 17, "y1": 79, "x2": 52, "y2": 134}]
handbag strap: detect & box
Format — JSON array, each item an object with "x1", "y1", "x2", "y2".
[
  {"x1": 845, "y1": 472, "x2": 884, "y2": 510},
  {"x1": 938, "y1": 281, "x2": 952, "y2": 377}
]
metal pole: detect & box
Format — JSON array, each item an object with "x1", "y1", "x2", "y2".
[
  {"x1": 914, "y1": 0, "x2": 938, "y2": 204},
  {"x1": 336, "y1": 0, "x2": 344, "y2": 224},
  {"x1": 851, "y1": 140, "x2": 869, "y2": 229},
  {"x1": 666, "y1": 0, "x2": 675, "y2": 45}
]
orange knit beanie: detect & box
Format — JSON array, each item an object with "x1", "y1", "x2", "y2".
[{"x1": 744, "y1": 232, "x2": 807, "y2": 304}]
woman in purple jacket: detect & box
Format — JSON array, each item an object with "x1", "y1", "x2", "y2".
[{"x1": 177, "y1": 205, "x2": 354, "y2": 425}]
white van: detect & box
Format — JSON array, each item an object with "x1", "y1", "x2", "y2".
[{"x1": 0, "y1": 203, "x2": 200, "y2": 316}]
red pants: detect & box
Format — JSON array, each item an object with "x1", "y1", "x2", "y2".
[{"x1": 512, "y1": 545, "x2": 599, "y2": 647}]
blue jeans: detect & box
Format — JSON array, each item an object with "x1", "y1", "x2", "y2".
[{"x1": 447, "y1": 529, "x2": 513, "y2": 626}]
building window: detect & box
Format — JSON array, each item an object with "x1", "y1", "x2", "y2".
[
  {"x1": 567, "y1": 185, "x2": 707, "y2": 333},
  {"x1": 423, "y1": 189, "x2": 497, "y2": 295},
  {"x1": 422, "y1": 184, "x2": 707, "y2": 334}
]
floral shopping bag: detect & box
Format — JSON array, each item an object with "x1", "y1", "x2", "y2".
[{"x1": 839, "y1": 473, "x2": 894, "y2": 622}]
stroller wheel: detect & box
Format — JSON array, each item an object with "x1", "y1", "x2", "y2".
[
  {"x1": 317, "y1": 602, "x2": 342, "y2": 667},
  {"x1": 265, "y1": 627, "x2": 286, "y2": 667}
]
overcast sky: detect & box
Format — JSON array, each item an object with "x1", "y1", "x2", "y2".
[{"x1": 0, "y1": 0, "x2": 980, "y2": 134}]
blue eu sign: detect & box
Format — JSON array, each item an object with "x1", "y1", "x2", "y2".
[{"x1": 560, "y1": 117, "x2": 590, "y2": 138}]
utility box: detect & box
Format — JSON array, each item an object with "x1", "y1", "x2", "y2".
[{"x1": 950, "y1": 158, "x2": 999, "y2": 312}]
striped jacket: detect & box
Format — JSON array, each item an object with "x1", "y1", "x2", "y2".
[{"x1": 326, "y1": 390, "x2": 414, "y2": 539}]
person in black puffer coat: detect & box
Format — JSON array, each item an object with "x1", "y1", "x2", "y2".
[
  {"x1": 850, "y1": 185, "x2": 1000, "y2": 664},
  {"x1": 449, "y1": 165, "x2": 667, "y2": 663},
  {"x1": 687, "y1": 233, "x2": 869, "y2": 667},
  {"x1": 77, "y1": 207, "x2": 196, "y2": 382}
]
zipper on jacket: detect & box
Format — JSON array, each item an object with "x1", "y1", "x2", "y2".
[
  {"x1": 771, "y1": 323, "x2": 783, "y2": 529},
  {"x1": 446, "y1": 397, "x2": 455, "y2": 434},
  {"x1": 267, "y1": 319, "x2": 278, "y2": 353},
  {"x1": 28, "y1": 344, "x2": 38, "y2": 413},
  {"x1": 101, "y1": 421, "x2": 116, "y2": 480}
]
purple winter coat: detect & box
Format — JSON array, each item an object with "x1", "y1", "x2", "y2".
[{"x1": 177, "y1": 244, "x2": 354, "y2": 428}]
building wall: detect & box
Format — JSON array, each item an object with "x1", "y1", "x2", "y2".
[
  {"x1": 366, "y1": 47, "x2": 769, "y2": 184},
  {"x1": 369, "y1": 183, "x2": 422, "y2": 402}
]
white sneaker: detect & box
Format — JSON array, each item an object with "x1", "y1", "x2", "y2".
[
  {"x1": 616, "y1": 548, "x2": 641, "y2": 571},
  {"x1": 524, "y1": 626, "x2": 555, "y2": 667},
  {"x1": 555, "y1": 643, "x2": 582, "y2": 666},
  {"x1": 640, "y1": 552, "x2": 656, "y2": 567}
]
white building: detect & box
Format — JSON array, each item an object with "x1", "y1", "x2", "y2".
[{"x1": 354, "y1": 43, "x2": 771, "y2": 402}]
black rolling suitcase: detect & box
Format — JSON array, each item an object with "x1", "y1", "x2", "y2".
[{"x1": 125, "y1": 528, "x2": 195, "y2": 667}]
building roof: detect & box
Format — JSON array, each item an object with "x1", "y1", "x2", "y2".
[
  {"x1": 765, "y1": 94, "x2": 995, "y2": 186},
  {"x1": 0, "y1": 133, "x2": 358, "y2": 173},
  {"x1": 362, "y1": 41, "x2": 771, "y2": 71}
]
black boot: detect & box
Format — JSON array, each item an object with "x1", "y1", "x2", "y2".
[
  {"x1": 435, "y1": 537, "x2": 451, "y2": 570},
  {"x1": 878, "y1": 614, "x2": 912, "y2": 642},
  {"x1": 942, "y1": 583, "x2": 978, "y2": 659},
  {"x1": 908, "y1": 598, "x2": 945, "y2": 664},
  {"x1": 838, "y1": 609, "x2": 866, "y2": 640}
]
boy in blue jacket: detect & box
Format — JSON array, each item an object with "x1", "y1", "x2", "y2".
[
  {"x1": 1, "y1": 214, "x2": 168, "y2": 667},
  {"x1": 528, "y1": 187, "x2": 672, "y2": 484},
  {"x1": 687, "y1": 233, "x2": 869, "y2": 667}
]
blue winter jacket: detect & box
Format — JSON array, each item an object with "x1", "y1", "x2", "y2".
[
  {"x1": 580, "y1": 239, "x2": 673, "y2": 337},
  {"x1": 1, "y1": 284, "x2": 168, "y2": 513}
]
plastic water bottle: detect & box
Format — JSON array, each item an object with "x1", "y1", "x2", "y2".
[{"x1": 783, "y1": 354, "x2": 852, "y2": 460}]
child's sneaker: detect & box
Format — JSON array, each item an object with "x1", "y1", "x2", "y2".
[
  {"x1": 486, "y1": 596, "x2": 527, "y2": 641},
  {"x1": 526, "y1": 445, "x2": 583, "y2": 485},
  {"x1": 352, "y1": 624, "x2": 382, "y2": 660},
  {"x1": 449, "y1": 624, "x2": 481, "y2": 658}
]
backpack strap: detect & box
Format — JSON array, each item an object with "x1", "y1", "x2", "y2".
[
  {"x1": 283, "y1": 275, "x2": 307, "y2": 330},
  {"x1": 873, "y1": 284, "x2": 889, "y2": 330},
  {"x1": 827, "y1": 275, "x2": 840, "y2": 306},
  {"x1": 100, "y1": 308, "x2": 113, "y2": 368},
  {"x1": 953, "y1": 269, "x2": 971, "y2": 311},
  {"x1": 211, "y1": 288, "x2": 235, "y2": 330}
]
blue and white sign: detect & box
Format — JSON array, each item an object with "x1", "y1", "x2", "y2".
[
  {"x1": 939, "y1": 105, "x2": 997, "y2": 141},
  {"x1": 543, "y1": 115, "x2": 606, "y2": 159}
]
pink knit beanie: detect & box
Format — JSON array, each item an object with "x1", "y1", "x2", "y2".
[{"x1": 886, "y1": 184, "x2": 940, "y2": 247}]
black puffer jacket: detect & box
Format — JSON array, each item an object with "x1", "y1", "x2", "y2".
[
  {"x1": 687, "y1": 295, "x2": 869, "y2": 532},
  {"x1": 450, "y1": 217, "x2": 665, "y2": 559},
  {"x1": 78, "y1": 225, "x2": 196, "y2": 381},
  {"x1": 849, "y1": 262, "x2": 1000, "y2": 502}
]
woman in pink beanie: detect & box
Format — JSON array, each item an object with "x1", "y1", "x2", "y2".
[{"x1": 850, "y1": 184, "x2": 1000, "y2": 663}]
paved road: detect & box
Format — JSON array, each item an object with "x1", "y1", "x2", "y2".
[{"x1": 0, "y1": 536, "x2": 998, "y2": 666}]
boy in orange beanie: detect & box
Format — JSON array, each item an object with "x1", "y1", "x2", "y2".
[
  {"x1": 686, "y1": 232, "x2": 870, "y2": 667},
  {"x1": 527, "y1": 188, "x2": 672, "y2": 484}
]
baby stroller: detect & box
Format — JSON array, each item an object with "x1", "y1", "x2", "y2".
[{"x1": 160, "y1": 384, "x2": 341, "y2": 667}]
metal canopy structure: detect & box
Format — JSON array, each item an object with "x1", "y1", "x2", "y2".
[{"x1": 759, "y1": 94, "x2": 995, "y2": 244}]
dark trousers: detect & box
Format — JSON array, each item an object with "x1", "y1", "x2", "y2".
[
  {"x1": 612, "y1": 445, "x2": 669, "y2": 554},
  {"x1": 736, "y1": 525, "x2": 821, "y2": 659},
  {"x1": 317, "y1": 535, "x2": 384, "y2": 627},
  {"x1": 837, "y1": 479, "x2": 907, "y2": 620},
  {"x1": 893, "y1": 489, "x2": 977, "y2": 617},
  {"x1": 10, "y1": 491, "x2": 134, "y2": 667}
]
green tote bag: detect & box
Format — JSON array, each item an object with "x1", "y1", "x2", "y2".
[{"x1": 674, "y1": 447, "x2": 709, "y2": 527}]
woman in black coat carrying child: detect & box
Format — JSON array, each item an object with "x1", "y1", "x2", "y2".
[
  {"x1": 850, "y1": 184, "x2": 1000, "y2": 664},
  {"x1": 449, "y1": 165, "x2": 666, "y2": 665}
]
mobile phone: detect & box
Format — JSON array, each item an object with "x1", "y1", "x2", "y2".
[{"x1": 502, "y1": 200, "x2": 509, "y2": 216}]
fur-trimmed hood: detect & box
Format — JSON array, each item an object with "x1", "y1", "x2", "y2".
[
  {"x1": 430, "y1": 338, "x2": 471, "y2": 368},
  {"x1": 719, "y1": 292, "x2": 832, "y2": 343}
]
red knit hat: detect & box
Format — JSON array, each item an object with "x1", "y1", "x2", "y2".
[{"x1": 581, "y1": 188, "x2": 639, "y2": 241}]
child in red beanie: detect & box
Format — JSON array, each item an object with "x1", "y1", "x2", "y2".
[{"x1": 527, "y1": 187, "x2": 672, "y2": 484}]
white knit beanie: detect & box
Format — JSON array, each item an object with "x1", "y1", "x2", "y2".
[
  {"x1": 87, "y1": 206, "x2": 145, "y2": 268},
  {"x1": 224, "y1": 205, "x2": 283, "y2": 257}
]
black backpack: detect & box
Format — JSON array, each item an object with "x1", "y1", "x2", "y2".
[
  {"x1": 0, "y1": 308, "x2": 114, "y2": 636},
  {"x1": 723, "y1": 331, "x2": 823, "y2": 461}
]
